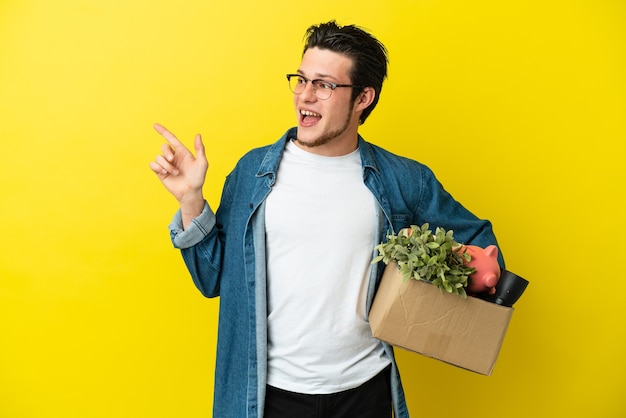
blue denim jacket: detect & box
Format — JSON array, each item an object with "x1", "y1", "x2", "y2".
[{"x1": 169, "y1": 128, "x2": 504, "y2": 418}]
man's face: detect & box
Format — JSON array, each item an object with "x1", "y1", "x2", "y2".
[{"x1": 293, "y1": 47, "x2": 363, "y2": 156}]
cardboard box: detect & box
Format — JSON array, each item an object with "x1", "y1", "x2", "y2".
[{"x1": 369, "y1": 263, "x2": 513, "y2": 375}]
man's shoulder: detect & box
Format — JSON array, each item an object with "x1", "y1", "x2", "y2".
[
  {"x1": 231, "y1": 128, "x2": 294, "y2": 172},
  {"x1": 360, "y1": 138, "x2": 430, "y2": 173},
  {"x1": 239, "y1": 143, "x2": 273, "y2": 161}
]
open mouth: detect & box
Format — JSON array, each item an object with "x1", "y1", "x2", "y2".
[{"x1": 300, "y1": 109, "x2": 321, "y2": 126}]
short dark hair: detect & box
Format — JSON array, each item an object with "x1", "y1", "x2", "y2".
[{"x1": 303, "y1": 21, "x2": 388, "y2": 124}]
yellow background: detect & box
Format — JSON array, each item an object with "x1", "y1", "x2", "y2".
[{"x1": 1, "y1": 0, "x2": 624, "y2": 417}]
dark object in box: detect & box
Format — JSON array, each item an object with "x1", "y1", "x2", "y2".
[{"x1": 369, "y1": 263, "x2": 513, "y2": 375}]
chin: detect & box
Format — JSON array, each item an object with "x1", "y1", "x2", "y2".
[
  {"x1": 295, "y1": 128, "x2": 319, "y2": 144},
  {"x1": 294, "y1": 137, "x2": 318, "y2": 148}
]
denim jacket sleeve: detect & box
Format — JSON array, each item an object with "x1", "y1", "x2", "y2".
[
  {"x1": 169, "y1": 200, "x2": 224, "y2": 298},
  {"x1": 361, "y1": 139, "x2": 505, "y2": 269},
  {"x1": 169, "y1": 201, "x2": 216, "y2": 249},
  {"x1": 414, "y1": 163, "x2": 506, "y2": 268}
]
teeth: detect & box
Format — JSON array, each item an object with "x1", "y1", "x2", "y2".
[{"x1": 300, "y1": 109, "x2": 321, "y2": 117}]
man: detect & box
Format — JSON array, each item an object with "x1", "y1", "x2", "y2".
[{"x1": 149, "y1": 21, "x2": 504, "y2": 418}]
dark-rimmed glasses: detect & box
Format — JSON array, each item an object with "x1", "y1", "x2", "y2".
[{"x1": 286, "y1": 74, "x2": 362, "y2": 100}]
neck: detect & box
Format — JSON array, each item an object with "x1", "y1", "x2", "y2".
[{"x1": 292, "y1": 135, "x2": 359, "y2": 157}]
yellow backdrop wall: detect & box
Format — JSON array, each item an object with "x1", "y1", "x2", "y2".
[{"x1": 1, "y1": 0, "x2": 624, "y2": 417}]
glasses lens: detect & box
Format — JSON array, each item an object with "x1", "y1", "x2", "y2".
[
  {"x1": 288, "y1": 75, "x2": 304, "y2": 94},
  {"x1": 312, "y1": 80, "x2": 333, "y2": 100},
  {"x1": 287, "y1": 76, "x2": 333, "y2": 99}
]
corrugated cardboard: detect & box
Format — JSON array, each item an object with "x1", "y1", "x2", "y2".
[{"x1": 369, "y1": 263, "x2": 513, "y2": 375}]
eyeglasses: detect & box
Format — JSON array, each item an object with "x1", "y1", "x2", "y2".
[{"x1": 286, "y1": 74, "x2": 362, "y2": 100}]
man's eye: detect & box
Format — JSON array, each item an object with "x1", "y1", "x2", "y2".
[
  {"x1": 297, "y1": 77, "x2": 307, "y2": 84},
  {"x1": 313, "y1": 81, "x2": 333, "y2": 90}
]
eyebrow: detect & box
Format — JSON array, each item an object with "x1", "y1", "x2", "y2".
[{"x1": 296, "y1": 69, "x2": 340, "y2": 82}]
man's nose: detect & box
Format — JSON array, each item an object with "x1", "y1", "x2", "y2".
[{"x1": 300, "y1": 80, "x2": 317, "y2": 101}]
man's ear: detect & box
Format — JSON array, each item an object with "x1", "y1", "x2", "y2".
[{"x1": 355, "y1": 87, "x2": 375, "y2": 112}]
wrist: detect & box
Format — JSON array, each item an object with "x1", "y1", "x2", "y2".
[{"x1": 178, "y1": 192, "x2": 205, "y2": 228}]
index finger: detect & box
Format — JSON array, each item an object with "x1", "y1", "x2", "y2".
[{"x1": 153, "y1": 123, "x2": 185, "y2": 149}]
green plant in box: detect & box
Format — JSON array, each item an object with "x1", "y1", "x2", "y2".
[{"x1": 372, "y1": 223, "x2": 476, "y2": 298}]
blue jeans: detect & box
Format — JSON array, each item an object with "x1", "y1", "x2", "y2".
[{"x1": 263, "y1": 366, "x2": 392, "y2": 418}]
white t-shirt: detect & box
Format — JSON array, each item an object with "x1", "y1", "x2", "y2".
[{"x1": 264, "y1": 140, "x2": 390, "y2": 394}]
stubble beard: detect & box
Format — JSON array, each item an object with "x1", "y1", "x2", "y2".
[{"x1": 295, "y1": 105, "x2": 354, "y2": 149}]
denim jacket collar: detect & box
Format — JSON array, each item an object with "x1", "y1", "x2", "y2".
[{"x1": 256, "y1": 127, "x2": 381, "y2": 179}]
